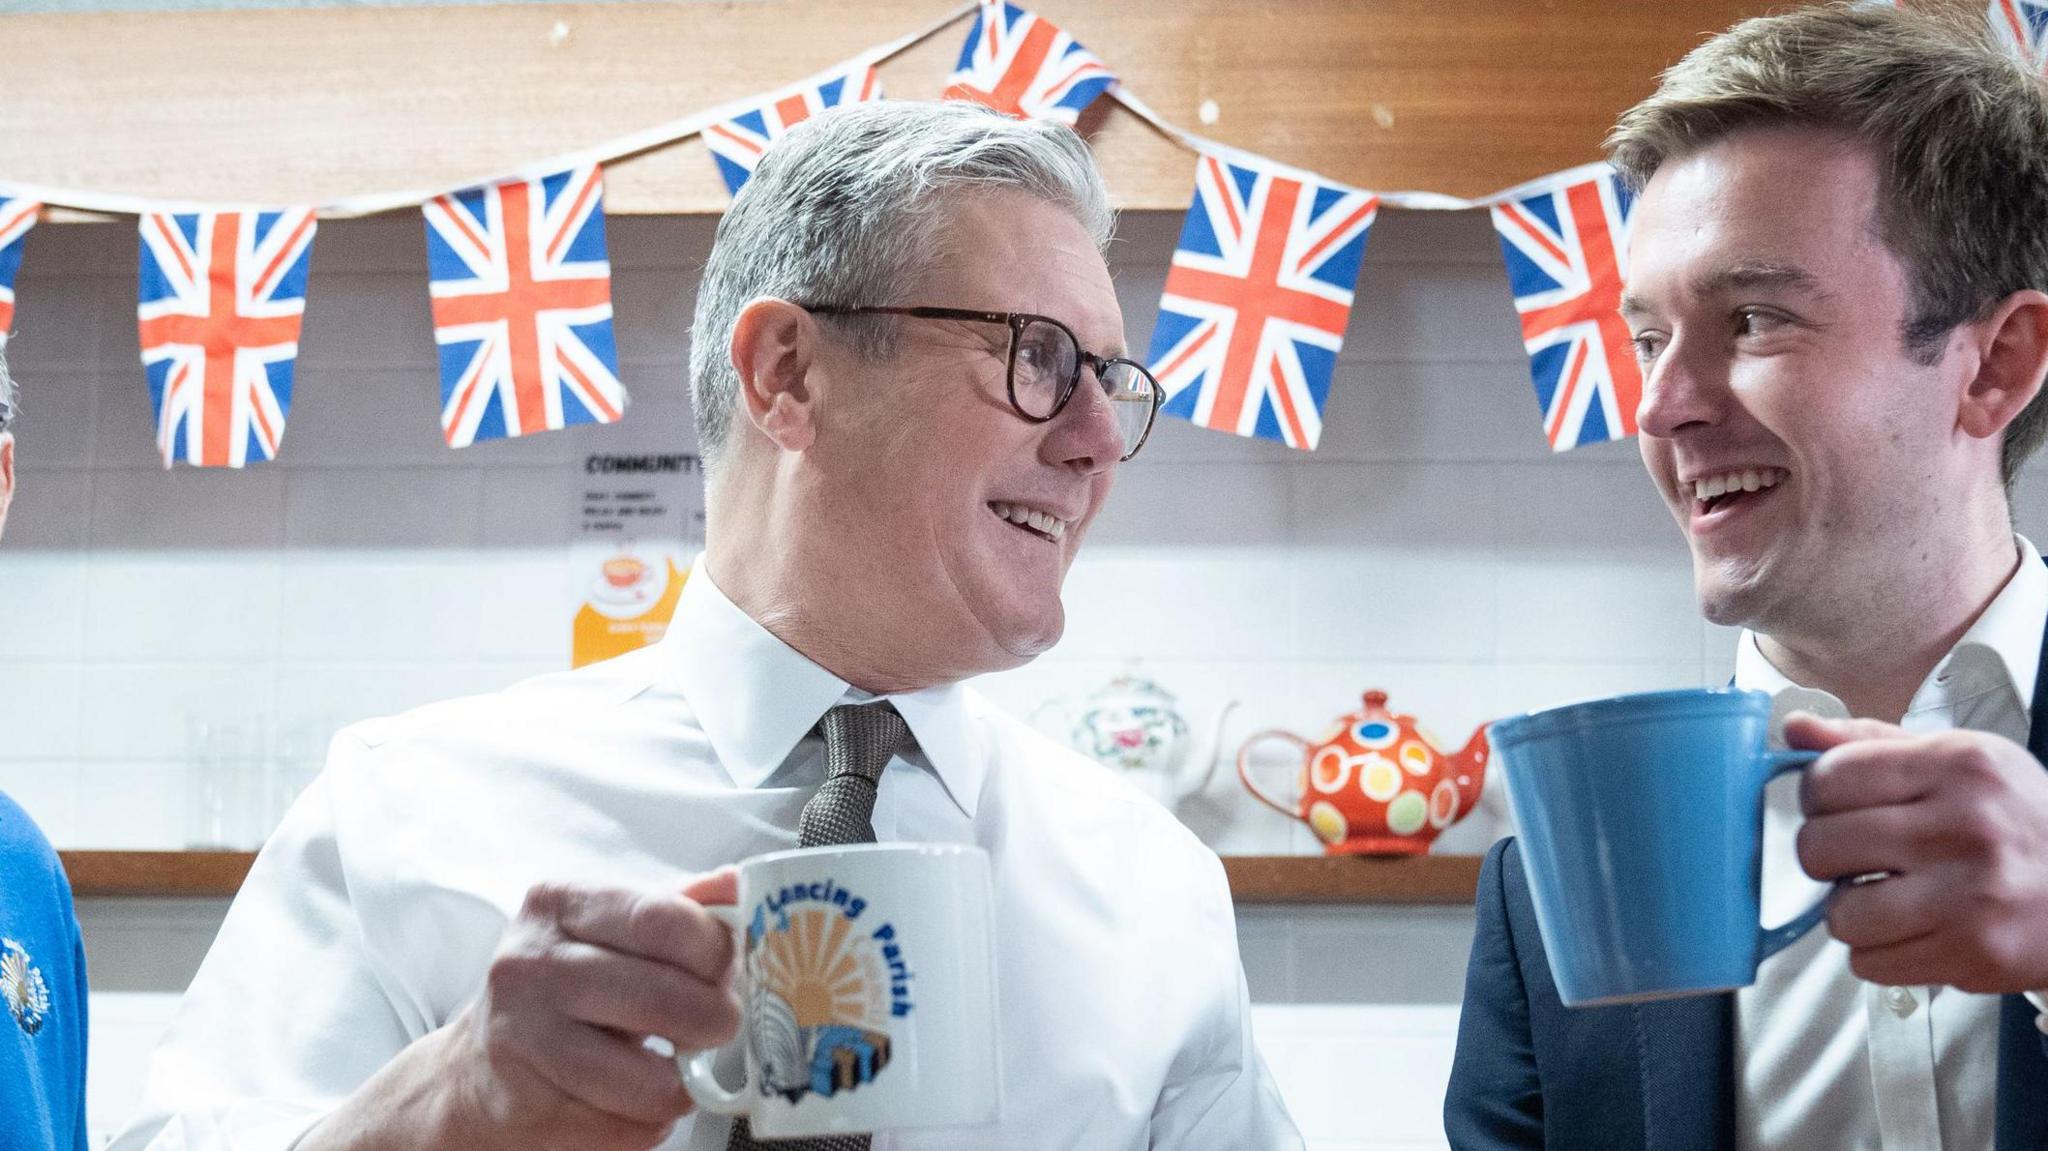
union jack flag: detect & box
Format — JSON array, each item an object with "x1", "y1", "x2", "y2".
[
  {"x1": 423, "y1": 165, "x2": 627, "y2": 449},
  {"x1": 1146, "y1": 153, "x2": 1377, "y2": 451},
  {"x1": 1991, "y1": 0, "x2": 2048, "y2": 70},
  {"x1": 137, "y1": 209, "x2": 316, "y2": 468},
  {"x1": 942, "y1": 0, "x2": 1116, "y2": 125},
  {"x1": 704, "y1": 65, "x2": 883, "y2": 195},
  {"x1": 0, "y1": 197, "x2": 37, "y2": 341},
  {"x1": 1490, "y1": 168, "x2": 1640, "y2": 451}
]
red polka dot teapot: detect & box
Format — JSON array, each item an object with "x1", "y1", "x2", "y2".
[{"x1": 1237, "y1": 690, "x2": 1491, "y2": 855}]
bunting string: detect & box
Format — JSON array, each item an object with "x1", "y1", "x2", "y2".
[{"x1": 0, "y1": 0, "x2": 2031, "y2": 465}]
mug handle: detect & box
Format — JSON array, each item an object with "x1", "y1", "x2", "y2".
[
  {"x1": 678, "y1": 904, "x2": 750, "y2": 1117},
  {"x1": 1237, "y1": 730, "x2": 1311, "y2": 818},
  {"x1": 1756, "y1": 749, "x2": 1829, "y2": 961}
]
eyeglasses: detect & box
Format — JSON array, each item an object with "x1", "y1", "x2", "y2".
[{"x1": 801, "y1": 304, "x2": 1163, "y2": 461}]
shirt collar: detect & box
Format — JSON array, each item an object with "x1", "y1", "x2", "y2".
[
  {"x1": 1735, "y1": 534, "x2": 2047, "y2": 715},
  {"x1": 1948, "y1": 533, "x2": 2048, "y2": 712},
  {"x1": 657, "y1": 564, "x2": 984, "y2": 817}
]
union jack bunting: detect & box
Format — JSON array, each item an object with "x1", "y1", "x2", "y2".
[
  {"x1": 1489, "y1": 168, "x2": 1641, "y2": 451},
  {"x1": 0, "y1": 197, "x2": 37, "y2": 341},
  {"x1": 942, "y1": 0, "x2": 1116, "y2": 125},
  {"x1": 137, "y1": 209, "x2": 316, "y2": 468},
  {"x1": 1991, "y1": 0, "x2": 2048, "y2": 70},
  {"x1": 1146, "y1": 153, "x2": 1378, "y2": 451},
  {"x1": 423, "y1": 165, "x2": 627, "y2": 449},
  {"x1": 704, "y1": 65, "x2": 883, "y2": 195}
]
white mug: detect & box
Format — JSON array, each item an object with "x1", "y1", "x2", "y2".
[{"x1": 681, "y1": 842, "x2": 1000, "y2": 1138}]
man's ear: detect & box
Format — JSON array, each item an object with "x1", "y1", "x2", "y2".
[
  {"x1": 730, "y1": 297, "x2": 819, "y2": 454},
  {"x1": 1958, "y1": 288, "x2": 2048, "y2": 442},
  {"x1": 0, "y1": 432, "x2": 14, "y2": 541}
]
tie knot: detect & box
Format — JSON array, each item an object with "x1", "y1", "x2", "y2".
[{"x1": 816, "y1": 703, "x2": 909, "y2": 786}]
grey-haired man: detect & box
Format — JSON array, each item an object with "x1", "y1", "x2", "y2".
[{"x1": 116, "y1": 101, "x2": 1300, "y2": 1151}]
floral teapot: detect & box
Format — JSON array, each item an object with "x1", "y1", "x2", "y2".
[
  {"x1": 1033, "y1": 671, "x2": 1236, "y2": 807},
  {"x1": 1238, "y1": 690, "x2": 1490, "y2": 855}
]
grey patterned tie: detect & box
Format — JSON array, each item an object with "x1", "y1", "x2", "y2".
[
  {"x1": 726, "y1": 703, "x2": 909, "y2": 1151},
  {"x1": 798, "y1": 704, "x2": 910, "y2": 848}
]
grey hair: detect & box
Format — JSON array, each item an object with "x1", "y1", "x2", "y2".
[
  {"x1": 0, "y1": 343, "x2": 15, "y2": 435},
  {"x1": 687, "y1": 100, "x2": 1113, "y2": 474}
]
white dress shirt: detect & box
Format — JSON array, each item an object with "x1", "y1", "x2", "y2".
[
  {"x1": 112, "y1": 568, "x2": 1301, "y2": 1151},
  {"x1": 1734, "y1": 536, "x2": 2048, "y2": 1151}
]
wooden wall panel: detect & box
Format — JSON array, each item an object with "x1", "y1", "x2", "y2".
[{"x1": 1, "y1": 1, "x2": 1794, "y2": 217}]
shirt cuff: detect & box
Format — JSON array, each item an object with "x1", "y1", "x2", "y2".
[{"x1": 2027, "y1": 990, "x2": 2048, "y2": 1035}]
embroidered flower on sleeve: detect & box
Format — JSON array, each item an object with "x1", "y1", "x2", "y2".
[{"x1": 1, "y1": 939, "x2": 50, "y2": 1037}]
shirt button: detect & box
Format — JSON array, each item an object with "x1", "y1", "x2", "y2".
[{"x1": 1884, "y1": 986, "x2": 1918, "y2": 1018}]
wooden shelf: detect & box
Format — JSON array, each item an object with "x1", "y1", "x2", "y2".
[
  {"x1": 60, "y1": 850, "x2": 1482, "y2": 905},
  {"x1": 62, "y1": 851, "x2": 255, "y2": 898},
  {"x1": 1222, "y1": 855, "x2": 1481, "y2": 905}
]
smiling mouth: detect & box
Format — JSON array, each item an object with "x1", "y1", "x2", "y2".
[
  {"x1": 1690, "y1": 466, "x2": 1787, "y2": 518},
  {"x1": 988, "y1": 500, "x2": 1070, "y2": 543}
]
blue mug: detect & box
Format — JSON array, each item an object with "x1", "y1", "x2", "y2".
[{"x1": 1489, "y1": 688, "x2": 1827, "y2": 1007}]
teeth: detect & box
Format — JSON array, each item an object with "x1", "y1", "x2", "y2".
[
  {"x1": 1692, "y1": 468, "x2": 1785, "y2": 503},
  {"x1": 989, "y1": 501, "x2": 1069, "y2": 541}
]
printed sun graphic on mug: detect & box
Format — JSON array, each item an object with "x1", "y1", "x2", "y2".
[{"x1": 745, "y1": 882, "x2": 912, "y2": 1104}]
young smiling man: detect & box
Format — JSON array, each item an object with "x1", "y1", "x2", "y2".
[
  {"x1": 116, "y1": 102, "x2": 1299, "y2": 1151},
  {"x1": 1449, "y1": 6, "x2": 2048, "y2": 1149}
]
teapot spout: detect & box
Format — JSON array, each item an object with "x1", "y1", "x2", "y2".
[
  {"x1": 1454, "y1": 723, "x2": 1493, "y2": 810},
  {"x1": 1179, "y1": 699, "x2": 1239, "y2": 800}
]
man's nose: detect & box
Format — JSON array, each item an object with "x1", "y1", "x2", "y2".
[
  {"x1": 1046, "y1": 368, "x2": 1127, "y2": 475},
  {"x1": 1634, "y1": 338, "x2": 1718, "y2": 439}
]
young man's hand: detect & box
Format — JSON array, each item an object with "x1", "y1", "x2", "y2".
[{"x1": 1790, "y1": 712, "x2": 2048, "y2": 993}]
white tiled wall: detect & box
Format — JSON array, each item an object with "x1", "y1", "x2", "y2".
[
  {"x1": 16, "y1": 206, "x2": 2048, "y2": 1148},
  {"x1": 0, "y1": 207, "x2": 1747, "y2": 854}
]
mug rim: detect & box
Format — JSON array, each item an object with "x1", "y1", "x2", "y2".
[
  {"x1": 744, "y1": 840, "x2": 988, "y2": 871},
  {"x1": 1489, "y1": 686, "x2": 1770, "y2": 749}
]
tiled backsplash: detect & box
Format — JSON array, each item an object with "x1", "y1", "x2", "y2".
[
  {"x1": 76, "y1": 899, "x2": 1470, "y2": 1151},
  {"x1": 0, "y1": 206, "x2": 1797, "y2": 855},
  {"x1": 13, "y1": 207, "x2": 2048, "y2": 853},
  {"x1": 82, "y1": 986, "x2": 1462, "y2": 1151}
]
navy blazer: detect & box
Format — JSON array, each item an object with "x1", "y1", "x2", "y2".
[{"x1": 1444, "y1": 609, "x2": 2048, "y2": 1151}]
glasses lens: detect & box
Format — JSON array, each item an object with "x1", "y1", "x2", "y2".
[
  {"x1": 1011, "y1": 319, "x2": 1079, "y2": 419},
  {"x1": 1099, "y1": 360, "x2": 1160, "y2": 459}
]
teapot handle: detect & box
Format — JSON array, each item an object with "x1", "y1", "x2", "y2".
[{"x1": 1237, "y1": 730, "x2": 1312, "y2": 818}]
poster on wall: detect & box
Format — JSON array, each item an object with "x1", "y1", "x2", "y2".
[{"x1": 570, "y1": 446, "x2": 706, "y2": 668}]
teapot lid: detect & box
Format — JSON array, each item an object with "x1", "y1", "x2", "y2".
[{"x1": 1099, "y1": 670, "x2": 1175, "y2": 702}]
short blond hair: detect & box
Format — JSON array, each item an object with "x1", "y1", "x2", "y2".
[{"x1": 1609, "y1": 3, "x2": 2048, "y2": 492}]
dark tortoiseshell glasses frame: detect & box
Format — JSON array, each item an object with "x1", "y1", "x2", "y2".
[{"x1": 801, "y1": 304, "x2": 1162, "y2": 461}]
